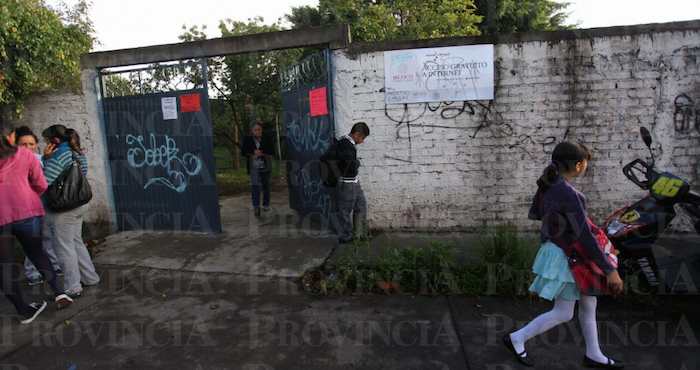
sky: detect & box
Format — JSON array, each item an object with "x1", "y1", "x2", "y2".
[
  {"x1": 47, "y1": 0, "x2": 700, "y2": 52},
  {"x1": 565, "y1": 0, "x2": 700, "y2": 29}
]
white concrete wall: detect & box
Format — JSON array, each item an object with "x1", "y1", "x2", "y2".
[
  {"x1": 10, "y1": 84, "x2": 113, "y2": 236},
  {"x1": 332, "y1": 29, "x2": 700, "y2": 231}
]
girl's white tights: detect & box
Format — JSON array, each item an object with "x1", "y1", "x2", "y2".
[{"x1": 509, "y1": 296, "x2": 611, "y2": 364}]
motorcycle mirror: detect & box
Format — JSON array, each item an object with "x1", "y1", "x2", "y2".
[{"x1": 640, "y1": 127, "x2": 653, "y2": 148}]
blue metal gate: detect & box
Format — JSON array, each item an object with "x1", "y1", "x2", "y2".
[
  {"x1": 103, "y1": 89, "x2": 222, "y2": 233},
  {"x1": 281, "y1": 49, "x2": 335, "y2": 222}
]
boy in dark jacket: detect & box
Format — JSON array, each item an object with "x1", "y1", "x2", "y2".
[
  {"x1": 333, "y1": 122, "x2": 370, "y2": 243},
  {"x1": 241, "y1": 122, "x2": 275, "y2": 217}
]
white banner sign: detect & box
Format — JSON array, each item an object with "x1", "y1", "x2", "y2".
[{"x1": 384, "y1": 44, "x2": 494, "y2": 104}]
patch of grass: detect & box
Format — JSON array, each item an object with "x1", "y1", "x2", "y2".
[
  {"x1": 214, "y1": 146, "x2": 234, "y2": 171},
  {"x1": 476, "y1": 225, "x2": 539, "y2": 296},
  {"x1": 214, "y1": 145, "x2": 285, "y2": 196},
  {"x1": 303, "y1": 226, "x2": 540, "y2": 297},
  {"x1": 216, "y1": 170, "x2": 250, "y2": 197}
]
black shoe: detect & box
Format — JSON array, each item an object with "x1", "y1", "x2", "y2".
[
  {"x1": 583, "y1": 356, "x2": 624, "y2": 369},
  {"x1": 338, "y1": 238, "x2": 354, "y2": 245},
  {"x1": 254, "y1": 208, "x2": 261, "y2": 217},
  {"x1": 20, "y1": 301, "x2": 47, "y2": 324},
  {"x1": 503, "y1": 334, "x2": 534, "y2": 367}
]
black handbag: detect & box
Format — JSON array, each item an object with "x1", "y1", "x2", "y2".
[{"x1": 45, "y1": 153, "x2": 93, "y2": 212}]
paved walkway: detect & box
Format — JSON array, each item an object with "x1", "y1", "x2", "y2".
[
  {"x1": 1, "y1": 191, "x2": 699, "y2": 369},
  {"x1": 94, "y1": 189, "x2": 337, "y2": 278}
]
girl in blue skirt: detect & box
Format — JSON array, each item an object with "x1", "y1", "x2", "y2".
[{"x1": 503, "y1": 142, "x2": 624, "y2": 369}]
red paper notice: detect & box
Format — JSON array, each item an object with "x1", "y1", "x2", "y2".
[
  {"x1": 309, "y1": 87, "x2": 328, "y2": 117},
  {"x1": 180, "y1": 93, "x2": 201, "y2": 113}
]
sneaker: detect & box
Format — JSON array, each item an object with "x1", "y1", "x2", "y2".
[
  {"x1": 20, "y1": 301, "x2": 47, "y2": 324},
  {"x1": 55, "y1": 294, "x2": 74, "y2": 310},
  {"x1": 254, "y1": 208, "x2": 261, "y2": 217},
  {"x1": 27, "y1": 278, "x2": 44, "y2": 286},
  {"x1": 66, "y1": 291, "x2": 82, "y2": 299}
]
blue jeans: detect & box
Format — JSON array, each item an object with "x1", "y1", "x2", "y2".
[
  {"x1": 0, "y1": 217, "x2": 64, "y2": 315},
  {"x1": 24, "y1": 238, "x2": 61, "y2": 281},
  {"x1": 251, "y1": 170, "x2": 271, "y2": 209}
]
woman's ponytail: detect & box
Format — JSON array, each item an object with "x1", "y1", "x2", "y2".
[
  {"x1": 0, "y1": 116, "x2": 18, "y2": 159},
  {"x1": 65, "y1": 128, "x2": 83, "y2": 154}
]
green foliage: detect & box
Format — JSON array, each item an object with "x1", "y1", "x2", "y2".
[
  {"x1": 286, "y1": 0, "x2": 483, "y2": 42},
  {"x1": 215, "y1": 170, "x2": 251, "y2": 197},
  {"x1": 475, "y1": 0, "x2": 573, "y2": 35},
  {"x1": 177, "y1": 18, "x2": 301, "y2": 169},
  {"x1": 306, "y1": 227, "x2": 540, "y2": 296},
  {"x1": 0, "y1": 0, "x2": 95, "y2": 117},
  {"x1": 215, "y1": 17, "x2": 294, "y2": 133},
  {"x1": 476, "y1": 225, "x2": 539, "y2": 296},
  {"x1": 314, "y1": 241, "x2": 463, "y2": 295},
  {"x1": 214, "y1": 147, "x2": 283, "y2": 196},
  {"x1": 102, "y1": 75, "x2": 137, "y2": 97},
  {"x1": 286, "y1": 0, "x2": 573, "y2": 41}
]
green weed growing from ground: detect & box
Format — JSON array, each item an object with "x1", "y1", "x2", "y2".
[{"x1": 303, "y1": 225, "x2": 539, "y2": 296}]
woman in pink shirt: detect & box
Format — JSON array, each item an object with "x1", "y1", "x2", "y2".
[{"x1": 0, "y1": 120, "x2": 73, "y2": 324}]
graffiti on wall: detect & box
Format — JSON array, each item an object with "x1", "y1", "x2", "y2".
[
  {"x1": 383, "y1": 99, "x2": 565, "y2": 162},
  {"x1": 293, "y1": 167, "x2": 331, "y2": 212},
  {"x1": 287, "y1": 117, "x2": 332, "y2": 154},
  {"x1": 385, "y1": 101, "x2": 514, "y2": 141},
  {"x1": 508, "y1": 128, "x2": 570, "y2": 159},
  {"x1": 280, "y1": 52, "x2": 327, "y2": 92},
  {"x1": 674, "y1": 94, "x2": 700, "y2": 134},
  {"x1": 126, "y1": 134, "x2": 203, "y2": 193}
]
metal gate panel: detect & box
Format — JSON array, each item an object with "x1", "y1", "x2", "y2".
[
  {"x1": 103, "y1": 89, "x2": 222, "y2": 233},
  {"x1": 281, "y1": 49, "x2": 335, "y2": 221}
]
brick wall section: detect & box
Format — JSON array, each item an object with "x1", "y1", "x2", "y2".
[
  {"x1": 332, "y1": 26, "x2": 700, "y2": 231},
  {"x1": 10, "y1": 91, "x2": 112, "y2": 237}
]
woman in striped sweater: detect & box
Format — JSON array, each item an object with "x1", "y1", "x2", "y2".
[{"x1": 42, "y1": 125, "x2": 100, "y2": 298}]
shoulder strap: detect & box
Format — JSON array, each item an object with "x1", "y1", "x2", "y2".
[{"x1": 69, "y1": 150, "x2": 78, "y2": 162}]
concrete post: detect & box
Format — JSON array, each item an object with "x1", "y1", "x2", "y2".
[{"x1": 80, "y1": 68, "x2": 117, "y2": 237}]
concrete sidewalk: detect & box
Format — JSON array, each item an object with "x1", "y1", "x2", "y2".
[{"x1": 94, "y1": 190, "x2": 337, "y2": 278}]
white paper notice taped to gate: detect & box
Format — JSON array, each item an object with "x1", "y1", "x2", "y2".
[
  {"x1": 161, "y1": 97, "x2": 178, "y2": 120},
  {"x1": 384, "y1": 44, "x2": 494, "y2": 104}
]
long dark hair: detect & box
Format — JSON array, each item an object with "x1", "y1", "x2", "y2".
[
  {"x1": 537, "y1": 141, "x2": 592, "y2": 190},
  {"x1": 64, "y1": 128, "x2": 84, "y2": 154},
  {"x1": 0, "y1": 116, "x2": 17, "y2": 159},
  {"x1": 42, "y1": 124, "x2": 68, "y2": 145}
]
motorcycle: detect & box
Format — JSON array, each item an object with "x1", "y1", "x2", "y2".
[{"x1": 603, "y1": 127, "x2": 700, "y2": 292}]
